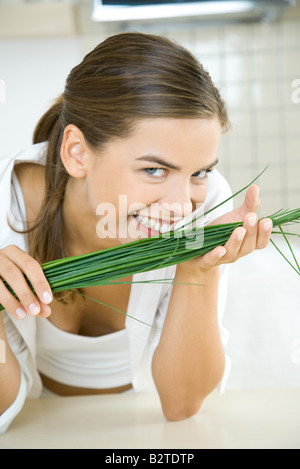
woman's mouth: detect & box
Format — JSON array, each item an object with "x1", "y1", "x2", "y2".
[{"x1": 134, "y1": 214, "x2": 175, "y2": 236}]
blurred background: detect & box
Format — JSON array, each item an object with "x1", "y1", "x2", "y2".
[{"x1": 0, "y1": 0, "x2": 299, "y2": 391}]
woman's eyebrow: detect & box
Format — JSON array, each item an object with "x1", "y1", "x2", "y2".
[
  {"x1": 136, "y1": 155, "x2": 219, "y2": 171},
  {"x1": 201, "y1": 158, "x2": 219, "y2": 170},
  {"x1": 136, "y1": 155, "x2": 180, "y2": 170}
]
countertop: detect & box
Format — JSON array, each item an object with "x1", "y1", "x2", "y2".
[{"x1": 1, "y1": 387, "x2": 299, "y2": 449}]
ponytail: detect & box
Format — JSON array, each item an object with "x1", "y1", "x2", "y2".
[
  {"x1": 29, "y1": 95, "x2": 72, "y2": 303},
  {"x1": 33, "y1": 95, "x2": 63, "y2": 144}
]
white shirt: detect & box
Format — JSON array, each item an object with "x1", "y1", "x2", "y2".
[{"x1": 0, "y1": 142, "x2": 233, "y2": 434}]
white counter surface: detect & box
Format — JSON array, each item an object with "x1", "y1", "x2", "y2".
[{"x1": 0, "y1": 387, "x2": 299, "y2": 449}]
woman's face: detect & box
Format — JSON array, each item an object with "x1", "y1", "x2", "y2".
[{"x1": 85, "y1": 117, "x2": 222, "y2": 245}]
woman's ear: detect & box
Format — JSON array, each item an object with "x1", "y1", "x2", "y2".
[{"x1": 60, "y1": 124, "x2": 88, "y2": 178}]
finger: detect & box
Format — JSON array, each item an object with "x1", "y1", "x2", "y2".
[
  {"x1": 0, "y1": 258, "x2": 43, "y2": 316},
  {"x1": 38, "y1": 301, "x2": 52, "y2": 318},
  {"x1": 198, "y1": 246, "x2": 227, "y2": 270},
  {"x1": 5, "y1": 246, "x2": 53, "y2": 307},
  {"x1": 256, "y1": 218, "x2": 273, "y2": 249},
  {"x1": 238, "y1": 212, "x2": 259, "y2": 257},
  {"x1": 0, "y1": 280, "x2": 51, "y2": 319},
  {"x1": 210, "y1": 185, "x2": 260, "y2": 226},
  {"x1": 0, "y1": 278, "x2": 27, "y2": 320},
  {"x1": 237, "y1": 185, "x2": 260, "y2": 219},
  {"x1": 222, "y1": 226, "x2": 247, "y2": 261}
]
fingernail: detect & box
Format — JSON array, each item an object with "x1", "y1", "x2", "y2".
[
  {"x1": 263, "y1": 220, "x2": 273, "y2": 231},
  {"x1": 237, "y1": 228, "x2": 246, "y2": 241},
  {"x1": 248, "y1": 216, "x2": 257, "y2": 227},
  {"x1": 42, "y1": 291, "x2": 53, "y2": 304},
  {"x1": 217, "y1": 249, "x2": 226, "y2": 258},
  {"x1": 29, "y1": 303, "x2": 40, "y2": 316},
  {"x1": 15, "y1": 308, "x2": 26, "y2": 319}
]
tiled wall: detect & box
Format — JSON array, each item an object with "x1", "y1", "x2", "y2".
[
  {"x1": 2, "y1": 0, "x2": 299, "y2": 220},
  {"x1": 79, "y1": 1, "x2": 300, "y2": 222},
  {"x1": 191, "y1": 18, "x2": 300, "y2": 219}
]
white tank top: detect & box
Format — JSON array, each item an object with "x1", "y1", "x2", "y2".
[
  {"x1": 36, "y1": 318, "x2": 132, "y2": 389},
  {"x1": 10, "y1": 169, "x2": 132, "y2": 391}
]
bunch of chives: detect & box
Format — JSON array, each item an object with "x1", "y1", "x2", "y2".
[
  {"x1": 0, "y1": 169, "x2": 299, "y2": 313},
  {"x1": 36, "y1": 207, "x2": 300, "y2": 289},
  {"x1": 1, "y1": 207, "x2": 299, "y2": 314}
]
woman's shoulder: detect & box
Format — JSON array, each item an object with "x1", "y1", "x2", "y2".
[
  {"x1": 14, "y1": 161, "x2": 46, "y2": 227},
  {"x1": 14, "y1": 160, "x2": 45, "y2": 182},
  {"x1": 0, "y1": 143, "x2": 48, "y2": 246}
]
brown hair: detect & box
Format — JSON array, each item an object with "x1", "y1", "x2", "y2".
[{"x1": 29, "y1": 32, "x2": 229, "y2": 300}]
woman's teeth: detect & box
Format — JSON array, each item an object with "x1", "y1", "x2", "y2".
[{"x1": 135, "y1": 215, "x2": 174, "y2": 234}]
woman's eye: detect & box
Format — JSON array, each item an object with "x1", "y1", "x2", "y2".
[
  {"x1": 192, "y1": 169, "x2": 213, "y2": 180},
  {"x1": 144, "y1": 168, "x2": 166, "y2": 177}
]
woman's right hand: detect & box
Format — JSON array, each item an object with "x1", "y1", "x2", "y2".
[{"x1": 0, "y1": 245, "x2": 53, "y2": 320}]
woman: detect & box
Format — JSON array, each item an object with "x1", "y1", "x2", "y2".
[{"x1": 0, "y1": 32, "x2": 272, "y2": 433}]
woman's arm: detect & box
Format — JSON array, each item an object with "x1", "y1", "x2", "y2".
[
  {"x1": 0, "y1": 245, "x2": 53, "y2": 417},
  {"x1": 152, "y1": 264, "x2": 224, "y2": 421},
  {"x1": 0, "y1": 312, "x2": 22, "y2": 415},
  {"x1": 152, "y1": 185, "x2": 273, "y2": 421}
]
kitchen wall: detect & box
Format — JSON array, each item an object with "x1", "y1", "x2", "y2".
[
  {"x1": 1, "y1": 0, "x2": 299, "y2": 216},
  {"x1": 197, "y1": 16, "x2": 300, "y2": 219},
  {"x1": 76, "y1": 0, "x2": 300, "y2": 218},
  {"x1": 0, "y1": 0, "x2": 299, "y2": 390}
]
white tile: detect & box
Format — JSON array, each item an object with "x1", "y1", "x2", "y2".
[
  {"x1": 252, "y1": 81, "x2": 281, "y2": 108},
  {"x1": 286, "y1": 194, "x2": 300, "y2": 223},
  {"x1": 228, "y1": 138, "x2": 256, "y2": 165},
  {"x1": 256, "y1": 111, "x2": 282, "y2": 137},
  {"x1": 193, "y1": 27, "x2": 222, "y2": 55},
  {"x1": 199, "y1": 55, "x2": 222, "y2": 83},
  {"x1": 258, "y1": 164, "x2": 283, "y2": 193},
  {"x1": 285, "y1": 137, "x2": 300, "y2": 162},
  {"x1": 229, "y1": 165, "x2": 260, "y2": 204},
  {"x1": 228, "y1": 111, "x2": 254, "y2": 139},
  {"x1": 282, "y1": 21, "x2": 300, "y2": 47},
  {"x1": 284, "y1": 109, "x2": 300, "y2": 135},
  {"x1": 287, "y1": 163, "x2": 300, "y2": 191},
  {"x1": 170, "y1": 28, "x2": 195, "y2": 50},
  {"x1": 253, "y1": 52, "x2": 279, "y2": 80},
  {"x1": 257, "y1": 138, "x2": 284, "y2": 165},
  {"x1": 250, "y1": 22, "x2": 282, "y2": 51},
  {"x1": 222, "y1": 23, "x2": 251, "y2": 53},
  {"x1": 283, "y1": 49, "x2": 300, "y2": 77},
  {"x1": 257, "y1": 192, "x2": 284, "y2": 218},
  {"x1": 224, "y1": 53, "x2": 251, "y2": 82},
  {"x1": 222, "y1": 82, "x2": 252, "y2": 110}
]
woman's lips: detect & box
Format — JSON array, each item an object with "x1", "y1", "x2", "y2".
[{"x1": 134, "y1": 214, "x2": 175, "y2": 236}]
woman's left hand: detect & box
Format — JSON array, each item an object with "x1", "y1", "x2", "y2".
[{"x1": 180, "y1": 184, "x2": 273, "y2": 273}]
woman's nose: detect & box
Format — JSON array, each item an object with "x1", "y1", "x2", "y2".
[{"x1": 160, "y1": 184, "x2": 193, "y2": 219}]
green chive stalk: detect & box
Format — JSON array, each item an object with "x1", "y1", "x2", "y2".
[
  {"x1": 0, "y1": 207, "x2": 299, "y2": 313},
  {"x1": 1, "y1": 169, "x2": 300, "y2": 312}
]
